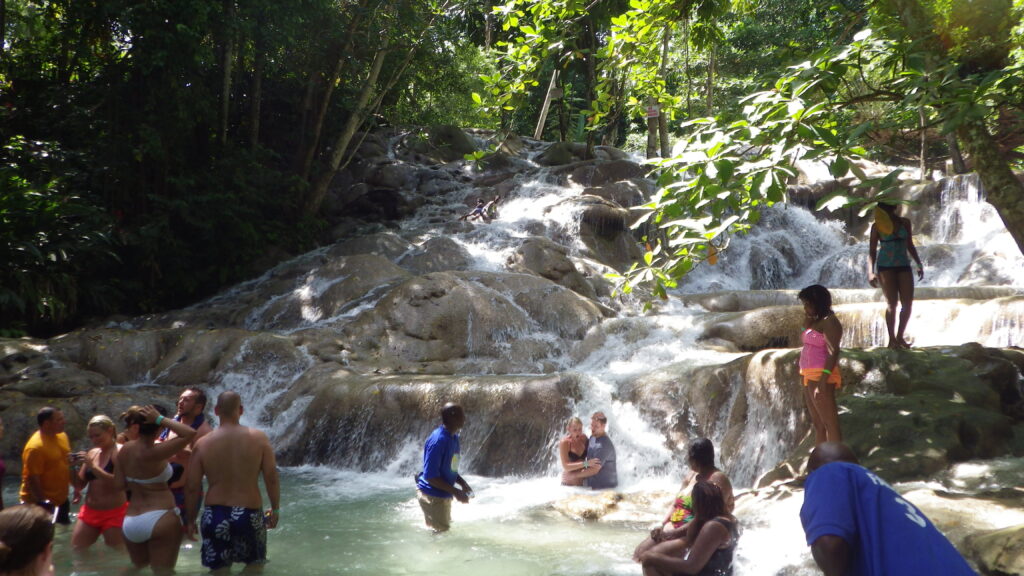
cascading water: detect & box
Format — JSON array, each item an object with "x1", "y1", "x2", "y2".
[{"x1": 39, "y1": 139, "x2": 1024, "y2": 575}]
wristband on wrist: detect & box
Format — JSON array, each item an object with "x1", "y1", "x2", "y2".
[
  {"x1": 583, "y1": 459, "x2": 589, "y2": 469},
  {"x1": 155, "y1": 415, "x2": 164, "y2": 426},
  {"x1": 821, "y1": 368, "x2": 832, "y2": 375}
]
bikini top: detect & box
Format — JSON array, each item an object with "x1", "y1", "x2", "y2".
[
  {"x1": 84, "y1": 458, "x2": 115, "y2": 483},
  {"x1": 126, "y1": 463, "x2": 173, "y2": 485}
]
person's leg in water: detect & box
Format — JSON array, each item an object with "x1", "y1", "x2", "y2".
[
  {"x1": 894, "y1": 269, "x2": 915, "y2": 348},
  {"x1": 878, "y1": 269, "x2": 901, "y2": 348}
]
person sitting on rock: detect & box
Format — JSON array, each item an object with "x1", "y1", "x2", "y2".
[
  {"x1": 458, "y1": 199, "x2": 486, "y2": 221},
  {"x1": 632, "y1": 438, "x2": 734, "y2": 562},
  {"x1": 639, "y1": 481, "x2": 739, "y2": 576},
  {"x1": 482, "y1": 195, "x2": 501, "y2": 222}
]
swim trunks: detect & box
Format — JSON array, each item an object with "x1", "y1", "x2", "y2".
[
  {"x1": 201, "y1": 505, "x2": 267, "y2": 570},
  {"x1": 79, "y1": 502, "x2": 128, "y2": 532}
]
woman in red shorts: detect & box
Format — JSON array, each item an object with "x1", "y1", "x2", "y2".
[{"x1": 72, "y1": 415, "x2": 128, "y2": 552}]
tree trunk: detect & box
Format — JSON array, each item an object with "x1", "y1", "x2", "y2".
[
  {"x1": 646, "y1": 97, "x2": 658, "y2": 159},
  {"x1": 918, "y1": 104, "x2": 927, "y2": 180},
  {"x1": 534, "y1": 68, "x2": 559, "y2": 140},
  {"x1": 249, "y1": 32, "x2": 265, "y2": 151},
  {"x1": 298, "y1": 3, "x2": 367, "y2": 180},
  {"x1": 946, "y1": 133, "x2": 966, "y2": 174},
  {"x1": 658, "y1": 25, "x2": 672, "y2": 157},
  {"x1": 583, "y1": 16, "x2": 597, "y2": 158},
  {"x1": 705, "y1": 43, "x2": 715, "y2": 116},
  {"x1": 683, "y1": 18, "x2": 691, "y2": 116},
  {"x1": 306, "y1": 48, "x2": 388, "y2": 218},
  {"x1": 957, "y1": 121, "x2": 1024, "y2": 251},
  {"x1": 220, "y1": 0, "x2": 236, "y2": 146},
  {"x1": 0, "y1": 0, "x2": 5, "y2": 64}
]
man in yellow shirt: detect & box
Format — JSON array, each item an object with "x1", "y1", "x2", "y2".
[{"x1": 20, "y1": 406, "x2": 73, "y2": 524}]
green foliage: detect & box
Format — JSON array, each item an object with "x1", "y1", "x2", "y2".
[{"x1": 0, "y1": 136, "x2": 118, "y2": 332}]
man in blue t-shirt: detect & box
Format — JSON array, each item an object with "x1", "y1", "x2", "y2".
[
  {"x1": 586, "y1": 411, "x2": 618, "y2": 490},
  {"x1": 800, "y1": 442, "x2": 977, "y2": 576},
  {"x1": 415, "y1": 403, "x2": 473, "y2": 532}
]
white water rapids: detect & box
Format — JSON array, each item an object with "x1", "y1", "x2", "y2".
[{"x1": 71, "y1": 147, "x2": 1023, "y2": 575}]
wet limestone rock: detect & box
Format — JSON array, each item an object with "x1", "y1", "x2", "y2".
[
  {"x1": 397, "y1": 237, "x2": 472, "y2": 274},
  {"x1": 551, "y1": 491, "x2": 625, "y2": 521},
  {"x1": 403, "y1": 125, "x2": 478, "y2": 163},
  {"x1": 277, "y1": 370, "x2": 582, "y2": 476},
  {"x1": 569, "y1": 159, "x2": 648, "y2": 187},
  {"x1": 508, "y1": 236, "x2": 598, "y2": 300},
  {"x1": 338, "y1": 271, "x2": 605, "y2": 371},
  {"x1": 964, "y1": 524, "x2": 1024, "y2": 576},
  {"x1": 536, "y1": 141, "x2": 587, "y2": 166}
]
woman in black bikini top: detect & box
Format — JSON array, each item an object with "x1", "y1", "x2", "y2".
[{"x1": 558, "y1": 416, "x2": 600, "y2": 486}]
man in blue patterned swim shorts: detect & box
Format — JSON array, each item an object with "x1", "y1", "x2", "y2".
[{"x1": 186, "y1": 391, "x2": 280, "y2": 573}]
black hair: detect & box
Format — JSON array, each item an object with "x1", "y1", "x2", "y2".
[
  {"x1": 121, "y1": 404, "x2": 168, "y2": 437},
  {"x1": 441, "y1": 403, "x2": 464, "y2": 426},
  {"x1": 798, "y1": 284, "x2": 834, "y2": 320},
  {"x1": 690, "y1": 481, "x2": 728, "y2": 537},
  {"x1": 688, "y1": 437, "x2": 716, "y2": 469},
  {"x1": 184, "y1": 387, "x2": 208, "y2": 409},
  {"x1": 36, "y1": 406, "x2": 59, "y2": 427}
]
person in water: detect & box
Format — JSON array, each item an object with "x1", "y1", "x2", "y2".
[
  {"x1": 798, "y1": 285, "x2": 843, "y2": 444},
  {"x1": 801, "y1": 442, "x2": 976, "y2": 576},
  {"x1": 633, "y1": 438, "x2": 734, "y2": 562},
  {"x1": 559, "y1": 416, "x2": 602, "y2": 486},
  {"x1": 186, "y1": 391, "x2": 280, "y2": 573},
  {"x1": 415, "y1": 403, "x2": 473, "y2": 532},
  {"x1": 458, "y1": 199, "x2": 487, "y2": 221},
  {"x1": 19, "y1": 407, "x2": 72, "y2": 525},
  {"x1": 71, "y1": 415, "x2": 127, "y2": 552},
  {"x1": 867, "y1": 202, "x2": 924, "y2": 349},
  {"x1": 482, "y1": 195, "x2": 501, "y2": 222},
  {"x1": 586, "y1": 412, "x2": 618, "y2": 490},
  {"x1": 159, "y1": 387, "x2": 213, "y2": 524},
  {"x1": 115, "y1": 405, "x2": 197, "y2": 575},
  {"x1": 639, "y1": 481, "x2": 739, "y2": 576},
  {"x1": 0, "y1": 505, "x2": 55, "y2": 576}
]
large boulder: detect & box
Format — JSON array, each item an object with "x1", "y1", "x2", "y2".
[
  {"x1": 537, "y1": 142, "x2": 588, "y2": 166},
  {"x1": 337, "y1": 271, "x2": 605, "y2": 372},
  {"x1": 277, "y1": 370, "x2": 582, "y2": 476},
  {"x1": 583, "y1": 178, "x2": 655, "y2": 208},
  {"x1": 569, "y1": 159, "x2": 648, "y2": 187},
  {"x1": 397, "y1": 237, "x2": 473, "y2": 274},
  {"x1": 246, "y1": 254, "x2": 411, "y2": 331},
  {"x1": 629, "y1": 344, "x2": 1024, "y2": 486},
  {"x1": 508, "y1": 237, "x2": 598, "y2": 300},
  {"x1": 549, "y1": 195, "x2": 644, "y2": 272},
  {"x1": 403, "y1": 125, "x2": 479, "y2": 163},
  {"x1": 964, "y1": 524, "x2": 1024, "y2": 576}
]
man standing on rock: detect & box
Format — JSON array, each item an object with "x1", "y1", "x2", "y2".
[
  {"x1": 161, "y1": 386, "x2": 213, "y2": 522},
  {"x1": 185, "y1": 391, "x2": 280, "y2": 573},
  {"x1": 20, "y1": 406, "x2": 73, "y2": 524},
  {"x1": 801, "y1": 442, "x2": 976, "y2": 576},
  {"x1": 415, "y1": 403, "x2": 473, "y2": 532},
  {"x1": 586, "y1": 411, "x2": 618, "y2": 490}
]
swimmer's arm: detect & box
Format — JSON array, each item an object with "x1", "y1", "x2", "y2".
[
  {"x1": 642, "y1": 520, "x2": 726, "y2": 574},
  {"x1": 810, "y1": 534, "x2": 850, "y2": 576},
  {"x1": 822, "y1": 317, "x2": 842, "y2": 372},
  {"x1": 904, "y1": 220, "x2": 923, "y2": 274},
  {"x1": 26, "y1": 474, "x2": 46, "y2": 504},
  {"x1": 184, "y1": 439, "x2": 205, "y2": 537},
  {"x1": 111, "y1": 449, "x2": 127, "y2": 492},
  {"x1": 260, "y1": 431, "x2": 280, "y2": 528},
  {"x1": 867, "y1": 225, "x2": 879, "y2": 278},
  {"x1": 425, "y1": 477, "x2": 469, "y2": 502}
]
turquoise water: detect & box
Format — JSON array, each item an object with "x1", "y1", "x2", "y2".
[{"x1": 4, "y1": 468, "x2": 643, "y2": 576}]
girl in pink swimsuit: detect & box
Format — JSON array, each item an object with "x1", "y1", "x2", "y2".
[{"x1": 798, "y1": 284, "x2": 844, "y2": 444}]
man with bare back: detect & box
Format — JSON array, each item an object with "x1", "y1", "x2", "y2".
[{"x1": 185, "y1": 391, "x2": 280, "y2": 573}]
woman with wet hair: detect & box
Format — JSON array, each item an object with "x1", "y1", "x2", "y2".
[
  {"x1": 116, "y1": 405, "x2": 196, "y2": 575},
  {"x1": 558, "y1": 416, "x2": 601, "y2": 486},
  {"x1": 72, "y1": 415, "x2": 128, "y2": 552},
  {"x1": 639, "y1": 481, "x2": 739, "y2": 576},
  {"x1": 633, "y1": 438, "x2": 734, "y2": 562},
  {"x1": 0, "y1": 504, "x2": 55, "y2": 576},
  {"x1": 798, "y1": 284, "x2": 844, "y2": 444}
]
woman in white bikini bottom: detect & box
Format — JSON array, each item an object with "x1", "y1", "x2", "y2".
[{"x1": 115, "y1": 406, "x2": 197, "y2": 576}]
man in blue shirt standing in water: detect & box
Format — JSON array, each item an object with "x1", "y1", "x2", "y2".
[
  {"x1": 416, "y1": 403, "x2": 473, "y2": 532},
  {"x1": 586, "y1": 411, "x2": 618, "y2": 490},
  {"x1": 801, "y1": 442, "x2": 977, "y2": 576}
]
